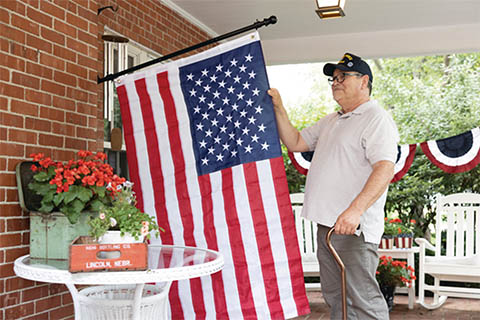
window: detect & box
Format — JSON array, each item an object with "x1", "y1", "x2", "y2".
[{"x1": 103, "y1": 33, "x2": 159, "y2": 179}]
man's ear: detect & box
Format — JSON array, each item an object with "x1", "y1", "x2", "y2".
[{"x1": 362, "y1": 75, "x2": 369, "y2": 90}]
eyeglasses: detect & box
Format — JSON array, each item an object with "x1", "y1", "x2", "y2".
[{"x1": 327, "y1": 72, "x2": 363, "y2": 85}]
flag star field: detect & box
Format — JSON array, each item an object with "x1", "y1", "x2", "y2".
[{"x1": 180, "y1": 41, "x2": 281, "y2": 176}]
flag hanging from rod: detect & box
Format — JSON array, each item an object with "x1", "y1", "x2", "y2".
[
  {"x1": 420, "y1": 127, "x2": 480, "y2": 173},
  {"x1": 115, "y1": 31, "x2": 309, "y2": 319}
]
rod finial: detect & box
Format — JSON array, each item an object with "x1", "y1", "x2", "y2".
[{"x1": 266, "y1": 15, "x2": 277, "y2": 25}]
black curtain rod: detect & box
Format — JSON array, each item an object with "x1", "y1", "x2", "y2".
[{"x1": 97, "y1": 15, "x2": 278, "y2": 84}]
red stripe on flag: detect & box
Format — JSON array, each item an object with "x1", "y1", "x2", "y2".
[
  {"x1": 270, "y1": 157, "x2": 311, "y2": 315},
  {"x1": 132, "y1": 77, "x2": 184, "y2": 318},
  {"x1": 221, "y1": 168, "x2": 257, "y2": 318},
  {"x1": 157, "y1": 71, "x2": 206, "y2": 318},
  {"x1": 156, "y1": 72, "x2": 197, "y2": 246},
  {"x1": 116, "y1": 85, "x2": 143, "y2": 212},
  {"x1": 198, "y1": 175, "x2": 229, "y2": 318},
  {"x1": 243, "y1": 162, "x2": 284, "y2": 318},
  {"x1": 134, "y1": 78, "x2": 173, "y2": 245}
]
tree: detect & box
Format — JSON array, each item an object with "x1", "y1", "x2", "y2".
[{"x1": 372, "y1": 53, "x2": 480, "y2": 238}]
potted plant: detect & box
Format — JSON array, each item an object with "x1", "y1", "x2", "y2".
[
  {"x1": 389, "y1": 218, "x2": 415, "y2": 248},
  {"x1": 28, "y1": 151, "x2": 126, "y2": 223},
  {"x1": 376, "y1": 255, "x2": 416, "y2": 311},
  {"x1": 88, "y1": 181, "x2": 161, "y2": 244},
  {"x1": 381, "y1": 218, "x2": 416, "y2": 248},
  {"x1": 380, "y1": 218, "x2": 397, "y2": 249},
  {"x1": 24, "y1": 150, "x2": 126, "y2": 260}
]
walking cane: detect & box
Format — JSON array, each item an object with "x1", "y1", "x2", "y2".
[{"x1": 326, "y1": 226, "x2": 347, "y2": 320}]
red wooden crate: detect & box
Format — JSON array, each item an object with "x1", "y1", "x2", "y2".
[{"x1": 69, "y1": 236, "x2": 148, "y2": 272}]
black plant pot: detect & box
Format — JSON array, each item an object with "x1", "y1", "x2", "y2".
[{"x1": 380, "y1": 285, "x2": 396, "y2": 311}]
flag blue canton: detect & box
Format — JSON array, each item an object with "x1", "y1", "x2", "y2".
[{"x1": 180, "y1": 41, "x2": 281, "y2": 176}]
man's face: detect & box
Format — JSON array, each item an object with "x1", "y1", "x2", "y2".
[{"x1": 331, "y1": 69, "x2": 364, "y2": 105}]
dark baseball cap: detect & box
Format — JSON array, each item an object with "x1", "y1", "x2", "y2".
[{"x1": 323, "y1": 53, "x2": 373, "y2": 84}]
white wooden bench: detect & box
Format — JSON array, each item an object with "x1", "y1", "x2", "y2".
[
  {"x1": 290, "y1": 193, "x2": 321, "y2": 291},
  {"x1": 416, "y1": 193, "x2": 480, "y2": 309}
]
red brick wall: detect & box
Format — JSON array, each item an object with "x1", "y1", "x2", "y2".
[{"x1": 0, "y1": 0, "x2": 209, "y2": 319}]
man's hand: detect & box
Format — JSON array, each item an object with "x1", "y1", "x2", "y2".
[
  {"x1": 334, "y1": 206, "x2": 362, "y2": 235},
  {"x1": 268, "y1": 88, "x2": 286, "y2": 115},
  {"x1": 334, "y1": 160, "x2": 395, "y2": 235},
  {"x1": 267, "y1": 88, "x2": 309, "y2": 152}
]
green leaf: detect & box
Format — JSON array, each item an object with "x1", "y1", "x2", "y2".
[
  {"x1": 29, "y1": 181, "x2": 55, "y2": 196},
  {"x1": 65, "y1": 210, "x2": 81, "y2": 224},
  {"x1": 63, "y1": 185, "x2": 79, "y2": 204},
  {"x1": 42, "y1": 190, "x2": 56, "y2": 203},
  {"x1": 70, "y1": 198, "x2": 86, "y2": 213},
  {"x1": 60, "y1": 199, "x2": 85, "y2": 224},
  {"x1": 89, "y1": 199, "x2": 104, "y2": 212},
  {"x1": 33, "y1": 171, "x2": 50, "y2": 182},
  {"x1": 53, "y1": 192, "x2": 65, "y2": 207},
  {"x1": 93, "y1": 186, "x2": 106, "y2": 198},
  {"x1": 47, "y1": 166, "x2": 56, "y2": 177},
  {"x1": 38, "y1": 200, "x2": 54, "y2": 213},
  {"x1": 77, "y1": 187, "x2": 93, "y2": 202}
]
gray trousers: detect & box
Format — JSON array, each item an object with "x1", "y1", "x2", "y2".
[{"x1": 316, "y1": 225, "x2": 389, "y2": 320}]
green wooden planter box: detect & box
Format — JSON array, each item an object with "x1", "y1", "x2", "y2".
[
  {"x1": 30, "y1": 211, "x2": 93, "y2": 260},
  {"x1": 16, "y1": 161, "x2": 94, "y2": 260}
]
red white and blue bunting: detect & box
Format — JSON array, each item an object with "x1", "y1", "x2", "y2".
[
  {"x1": 420, "y1": 127, "x2": 480, "y2": 173},
  {"x1": 287, "y1": 127, "x2": 480, "y2": 182},
  {"x1": 392, "y1": 144, "x2": 416, "y2": 183},
  {"x1": 288, "y1": 151, "x2": 313, "y2": 175}
]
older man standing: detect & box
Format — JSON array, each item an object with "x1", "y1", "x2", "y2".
[{"x1": 268, "y1": 53, "x2": 399, "y2": 319}]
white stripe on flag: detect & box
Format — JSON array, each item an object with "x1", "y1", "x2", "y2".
[
  {"x1": 124, "y1": 81, "x2": 157, "y2": 218},
  {"x1": 168, "y1": 67, "x2": 217, "y2": 318},
  {"x1": 257, "y1": 160, "x2": 298, "y2": 319},
  {"x1": 210, "y1": 171, "x2": 243, "y2": 319},
  {"x1": 232, "y1": 164, "x2": 271, "y2": 319},
  {"x1": 144, "y1": 72, "x2": 185, "y2": 247}
]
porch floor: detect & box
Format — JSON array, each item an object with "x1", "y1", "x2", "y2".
[{"x1": 293, "y1": 291, "x2": 480, "y2": 319}]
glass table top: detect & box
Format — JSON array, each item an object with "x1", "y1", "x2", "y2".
[{"x1": 15, "y1": 244, "x2": 224, "y2": 285}]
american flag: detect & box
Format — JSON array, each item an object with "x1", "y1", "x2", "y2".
[{"x1": 115, "y1": 32, "x2": 309, "y2": 319}]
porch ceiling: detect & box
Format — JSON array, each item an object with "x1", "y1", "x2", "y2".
[{"x1": 161, "y1": 0, "x2": 480, "y2": 65}]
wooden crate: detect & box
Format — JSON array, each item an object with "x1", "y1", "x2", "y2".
[
  {"x1": 30, "y1": 212, "x2": 94, "y2": 260},
  {"x1": 69, "y1": 236, "x2": 148, "y2": 272}
]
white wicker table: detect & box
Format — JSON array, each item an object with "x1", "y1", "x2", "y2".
[{"x1": 14, "y1": 244, "x2": 224, "y2": 320}]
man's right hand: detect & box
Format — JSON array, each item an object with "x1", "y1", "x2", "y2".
[
  {"x1": 267, "y1": 88, "x2": 309, "y2": 153},
  {"x1": 268, "y1": 88, "x2": 286, "y2": 115}
]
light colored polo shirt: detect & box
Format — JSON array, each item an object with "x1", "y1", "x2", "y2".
[{"x1": 300, "y1": 100, "x2": 399, "y2": 244}]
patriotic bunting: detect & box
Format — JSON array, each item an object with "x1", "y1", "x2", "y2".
[
  {"x1": 289, "y1": 144, "x2": 417, "y2": 183},
  {"x1": 392, "y1": 144, "x2": 416, "y2": 183},
  {"x1": 287, "y1": 151, "x2": 313, "y2": 175},
  {"x1": 287, "y1": 127, "x2": 480, "y2": 181},
  {"x1": 420, "y1": 127, "x2": 480, "y2": 173}
]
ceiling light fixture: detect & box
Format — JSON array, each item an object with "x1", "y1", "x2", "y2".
[{"x1": 315, "y1": 0, "x2": 346, "y2": 19}]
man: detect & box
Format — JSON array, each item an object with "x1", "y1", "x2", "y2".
[{"x1": 268, "y1": 53, "x2": 399, "y2": 319}]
